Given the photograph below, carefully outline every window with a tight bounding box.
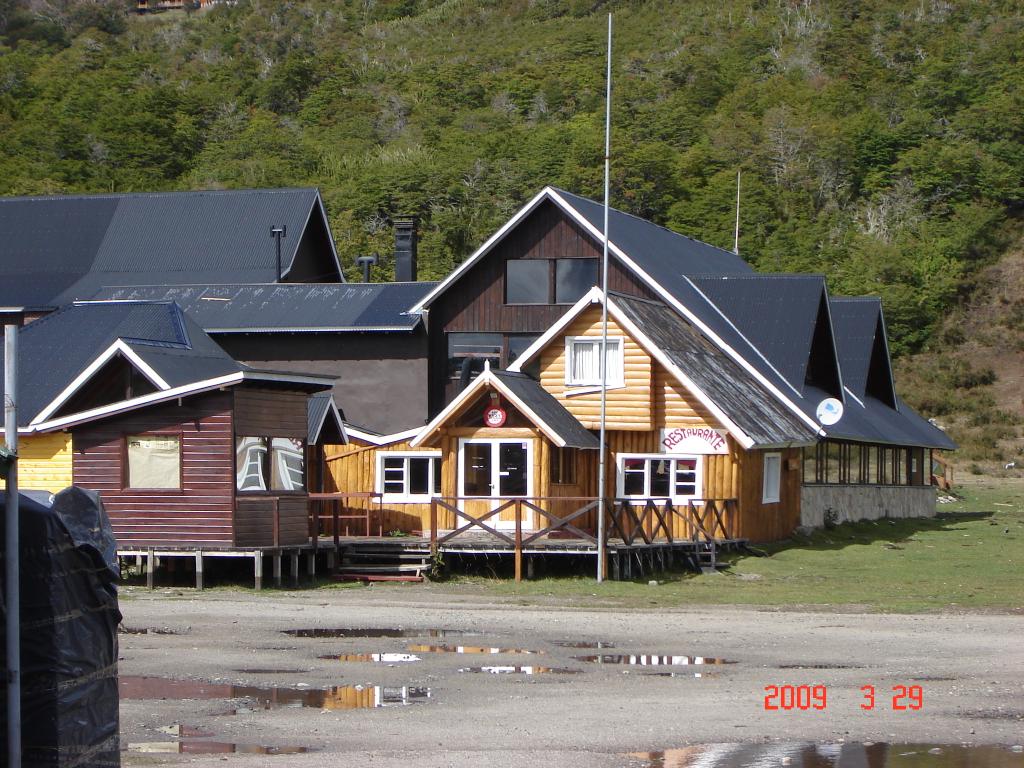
[378,453,442,502]
[566,336,623,387]
[617,454,702,503]
[447,333,502,387]
[762,453,781,503]
[505,258,598,305]
[126,435,181,489]
[236,436,306,493]
[550,446,577,485]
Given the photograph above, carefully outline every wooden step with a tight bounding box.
[337,563,427,573]
[336,574,424,583]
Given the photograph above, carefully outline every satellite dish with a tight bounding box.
[816,397,844,426]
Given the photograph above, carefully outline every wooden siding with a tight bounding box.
[235,496,307,546]
[71,392,235,546]
[654,365,719,427]
[538,310,652,430]
[735,447,802,542]
[428,199,657,413]
[234,387,308,437]
[18,432,73,493]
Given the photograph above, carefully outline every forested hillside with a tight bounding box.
[1,0,1022,464]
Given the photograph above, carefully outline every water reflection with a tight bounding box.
[318,653,422,663]
[284,628,473,638]
[457,666,583,675]
[409,644,541,655]
[119,676,430,709]
[130,741,308,754]
[631,743,1024,768]
[573,654,733,666]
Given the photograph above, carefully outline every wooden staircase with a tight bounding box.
[334,543,432,582]
[695,540,718,573]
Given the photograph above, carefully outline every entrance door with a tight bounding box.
[458,438,534,531]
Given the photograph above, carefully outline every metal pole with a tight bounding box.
[734,169,741,255]
[5,321,21,768]
[596,12,612,583]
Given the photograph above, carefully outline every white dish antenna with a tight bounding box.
[816,397,844,426]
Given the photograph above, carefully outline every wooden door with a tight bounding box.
[457,438,534,531]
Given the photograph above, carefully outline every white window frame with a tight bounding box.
[762,452,782,504]
[615,453,703,505]
[376,451,443,503]
[564,335,624,388]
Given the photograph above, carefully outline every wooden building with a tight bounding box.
[2,301,340,549]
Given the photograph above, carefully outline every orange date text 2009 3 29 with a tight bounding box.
[763,684,923,711]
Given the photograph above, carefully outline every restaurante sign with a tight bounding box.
[660,427,728,455]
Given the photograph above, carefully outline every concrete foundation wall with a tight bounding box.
[801,485,936,528]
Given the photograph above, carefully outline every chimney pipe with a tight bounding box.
[394,217,417,282]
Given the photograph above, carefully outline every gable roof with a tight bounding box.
[408,186,752,314]
[411,364,599,450]
[91,282,437,333]
[0,301,335,433]
[0,187,344,309]
[829,298,897,407]
[308,393,348,445]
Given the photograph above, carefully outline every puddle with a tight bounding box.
[640,672,713,678]
[573,654,734,667]
[318,653,421,663]
[119,676,430,709]
[130,741,308,754]
[284,628,474,639]
[630,743,1024,768]
[551,641,616,649]
[458,666,583,675]
[157,725,213,738]
[778,664,863,670]
[231,669,307,674]
[408,644,541,655]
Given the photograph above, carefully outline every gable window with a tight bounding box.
[447,333,502,389]
[617,454,702,503]
[378,453,442,502]
[236,436,306,493]
[126,435,181,489]
[762,452,781,503]
[566,336,623,387]
[505,258,598,305]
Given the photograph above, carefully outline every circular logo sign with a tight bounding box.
[483,406,507,428]
[815,397,844,426]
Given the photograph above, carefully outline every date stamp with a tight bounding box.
[763,684,923,711]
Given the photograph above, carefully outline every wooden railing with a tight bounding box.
[308,492,383,546]
[428,496,738,581]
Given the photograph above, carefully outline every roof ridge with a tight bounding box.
[0,187,319,203]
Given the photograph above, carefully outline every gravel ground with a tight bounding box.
[117,587,1024,768]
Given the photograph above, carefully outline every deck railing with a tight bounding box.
[428,496,739,581]
[308,492,384,546]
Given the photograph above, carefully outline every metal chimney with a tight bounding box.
[394,217,417,282]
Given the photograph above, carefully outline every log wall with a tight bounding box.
[18,432,73,493]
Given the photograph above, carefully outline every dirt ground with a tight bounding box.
[118,588,1024,768]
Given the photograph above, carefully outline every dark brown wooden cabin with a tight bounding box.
[71,385,325,548]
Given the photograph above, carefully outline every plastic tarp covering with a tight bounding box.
[1,486,121,767]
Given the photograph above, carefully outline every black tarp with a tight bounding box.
[0,486,121,767]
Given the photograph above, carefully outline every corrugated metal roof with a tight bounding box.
[553,189,754,276]
[0,188,339,308]
[829,297,883,400]
[613,294,818,447]
[492,371,600,449]
[690,274,828,393]
[90,282,437,332]
[308,392,346,444]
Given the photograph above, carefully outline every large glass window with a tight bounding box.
[378,453,442,501]
[505,260,549,304]
[617,454,703,503]
[555,259,598,303]
[566,337,623,387]
[447,333,502,388]
[126,435,181,489]
[462,442,493,497]
[505,258,598,305]
[237,436,305,493]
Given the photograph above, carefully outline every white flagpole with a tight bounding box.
[734,169,741,255]
[596,12,612,583]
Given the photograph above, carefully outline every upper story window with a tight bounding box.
[565,336,623,387]
[505,258,598,305]
[447,333,502,386]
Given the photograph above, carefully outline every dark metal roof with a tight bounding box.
[308,392,346,444]
[491,371,600,449]
[829,297,884,399]
[690,274,829,392]
[0,188,341,308]
[553,188,754,276]
[91,282,438,332]
[0,301,243,425]
[613,294,818,447]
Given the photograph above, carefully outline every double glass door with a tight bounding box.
[458,439,534,530]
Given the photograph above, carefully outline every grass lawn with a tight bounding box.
[411,478,1024,613]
